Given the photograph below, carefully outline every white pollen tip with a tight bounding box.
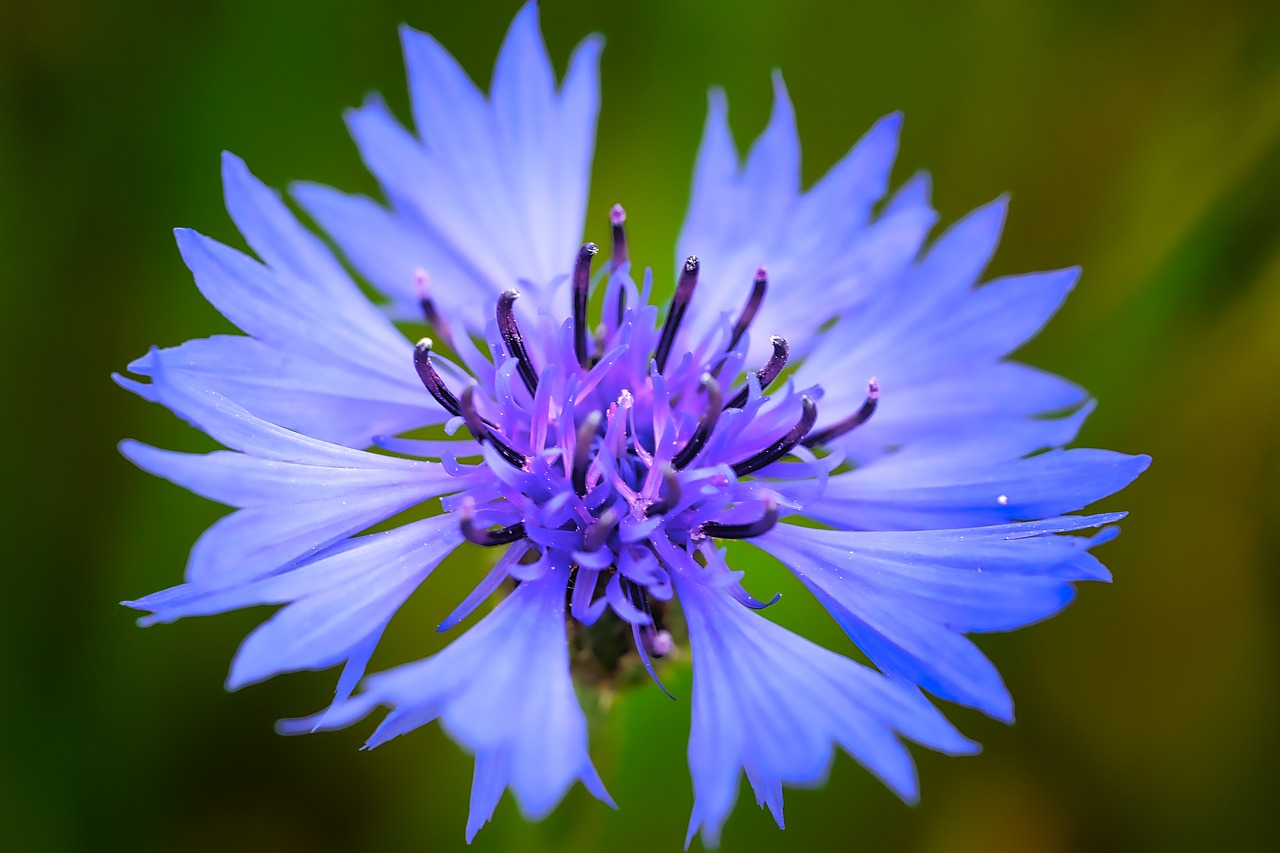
[868,377,880,398]
[619,389,635,408]
[997,494,1009,505]
[416,337,433,350]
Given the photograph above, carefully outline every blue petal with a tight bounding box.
[119,365,466,589]
[674,566,975,848]
[227,516,464,688]
[280,568,614,841]
[302,3,601,329]
[804,443,1151,531]
[755,515,1128,719]
[675,80,925,366]
[128,335,443,448]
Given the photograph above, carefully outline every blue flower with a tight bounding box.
[117,2,1148,846]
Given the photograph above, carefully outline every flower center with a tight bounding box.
[409,205,879,683]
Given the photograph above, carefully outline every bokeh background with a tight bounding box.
[3,0,1279,850]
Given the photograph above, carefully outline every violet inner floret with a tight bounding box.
[412,219,872,678]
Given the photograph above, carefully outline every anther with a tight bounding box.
[460,384,528,469]
[731,395,818,476]
[496,290,539,395]
[701,497,779,539]
[802,378,879,447]
[673,374,722,470]
[572,411,603,496]
[460,500,526,546]
[572,242,599,368]
[582,507,620,552]
[414,269,454,349]
[654,256,699,373]
[412,338,461,417]
[726,266,768,354]
[647,464,683,516]
[724,336,789,410]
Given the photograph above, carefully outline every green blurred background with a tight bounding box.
[3,0,1279,850]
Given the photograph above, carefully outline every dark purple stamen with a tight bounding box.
[414,269,455,350]
[582,507,619,552]
[610,204,629,272]
[572,411,603,496]
[460,502,526,546]
[802,378,880,447]
[673,373,722,470]
[460,384,527,469]
[496,290,539,395]
[412,338,461,417]
[701,497,779,539]
[611,205,629,326]
[572,242,599,368]
[655,256,699,373]
[724,336,789,410]
[647,464,682,516]
[731,395,818,476]
[727,266,768,354]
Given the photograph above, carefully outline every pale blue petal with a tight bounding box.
[675,567,975,848]
[228,516,463,687]
[804,446,1150,531]
[128,335,442,448]
[755,515,1126,719]
[280,569,614,840]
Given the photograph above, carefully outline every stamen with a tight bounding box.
[496,290,539,395]
[572,411,603,496]
[459,500,526,546]
[647,464,683,516]
[610,204,629,272]
[724,336,789,410]
[654,256,699,373]
[701,497,779,539]
[802,378,879,447]
[414,269,454,349]
[572,242,599,367]
[582,506,620,552]
[731,395,818,476]
[672,373,722,470]
[459,384,528,469]
[611,205,629,326]
[726,266,768,354]
[412,338,460,417]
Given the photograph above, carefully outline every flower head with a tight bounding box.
[118,3,1148,846]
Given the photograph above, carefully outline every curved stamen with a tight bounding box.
[802,378,879,447]
[655,256,699,373]
[414,269,454,350]
[673,374,722,470]
[497,290,539,395]
[460,384,528,469]
[701,497,779,539]
[460,501,526,547]
[582,507,620,552]
[572,242,599,368]
[726,266,768,354]
[412,338,461,417]
[572,411,603,496]
[731,395,818,477]
[647,464,683,517]
[725,336,789,410]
